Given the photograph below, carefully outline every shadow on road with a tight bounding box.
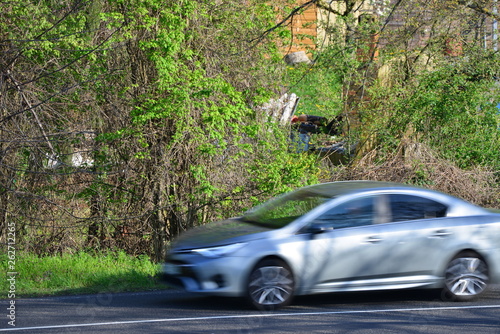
[156,285,500,312]
[153,288,443,312]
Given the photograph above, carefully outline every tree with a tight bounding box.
[0,0,320,259]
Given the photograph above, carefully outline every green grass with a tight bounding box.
[285,62,344,119]
[0,251,167,298]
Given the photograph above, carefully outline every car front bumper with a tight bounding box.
[161,254,252,297]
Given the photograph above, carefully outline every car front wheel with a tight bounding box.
[443,252,489,301]
[247,258,295,310]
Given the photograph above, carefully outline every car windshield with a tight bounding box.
[240,190,332,229]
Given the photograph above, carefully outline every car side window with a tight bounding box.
[314,196,374,229]
[389,194,447,222]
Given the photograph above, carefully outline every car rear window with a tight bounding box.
[389,194,447,222]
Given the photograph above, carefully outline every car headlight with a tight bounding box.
[191,243,246,258]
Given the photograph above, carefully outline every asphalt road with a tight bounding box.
[2,286,500,333]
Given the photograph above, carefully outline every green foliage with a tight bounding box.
[284,50,347,118]
[367,54,500,171]
[246,124,321,202]
[84,0,317,257]
[3,0,499,273]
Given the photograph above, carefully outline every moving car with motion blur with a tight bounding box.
[162,181,500,309]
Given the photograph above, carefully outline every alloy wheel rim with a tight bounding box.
[248,266,293,305]
[445,257,488,296]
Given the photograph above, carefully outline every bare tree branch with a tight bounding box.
[459,0,500,21]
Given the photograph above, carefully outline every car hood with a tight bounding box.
[171,218,272,251]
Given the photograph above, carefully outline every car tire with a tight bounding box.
[442,251,489,301]
[246,258,295,310]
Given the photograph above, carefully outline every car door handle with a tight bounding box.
[365,236,383,243]
[430,229,452,238]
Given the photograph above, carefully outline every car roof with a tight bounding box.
[297,180,417,198]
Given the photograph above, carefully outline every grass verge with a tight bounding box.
[1,251,167,298]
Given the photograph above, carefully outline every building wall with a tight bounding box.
[285,0,317,54]
[288,1,499,54]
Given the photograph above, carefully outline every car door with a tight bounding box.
[378,194,451,282]
[301,195,395,293]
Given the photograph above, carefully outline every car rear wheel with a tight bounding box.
[247,259,294,310]
[443,252,489,301]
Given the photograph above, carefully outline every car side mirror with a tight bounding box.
[307,222,334,235]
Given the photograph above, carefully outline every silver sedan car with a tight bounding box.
[162,181,500,309]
